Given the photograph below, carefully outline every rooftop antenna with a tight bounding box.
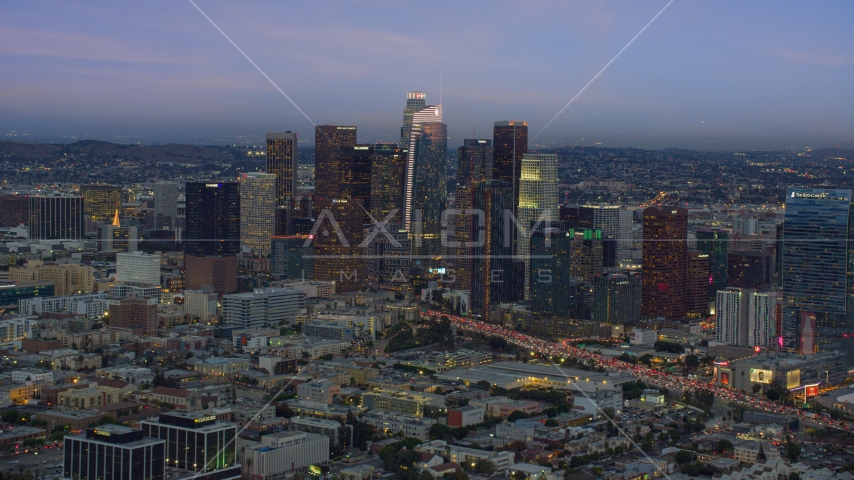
[439,72,443,105]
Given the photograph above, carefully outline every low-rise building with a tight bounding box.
[57,386,123,409]
[194,357,251,377]
[289,416,347,448]
[362,390,444,417]
[10,368,54,384]
[416,440,516,469]
[470,396,540,418]
[361,411,436,440]
[298,380,340,404]
[447,405,484,427]
[242,431,329,479]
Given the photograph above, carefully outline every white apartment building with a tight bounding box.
[717,288,778,347]
[287,340,350,360]
[11,369,54,384]
[116,252,161,285]
[361,411,436,440]
[572,389,622,417]
[184,289,218,321]
[242,431,329,479]
[19,293,108,319]
[223,287,304,329]
[0,317,36,342]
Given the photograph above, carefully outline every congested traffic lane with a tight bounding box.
[424,310,850,433]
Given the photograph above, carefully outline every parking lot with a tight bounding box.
[3,444,64,478]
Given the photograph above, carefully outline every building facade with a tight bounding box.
[641,207,688,320]
[239,172,277,257]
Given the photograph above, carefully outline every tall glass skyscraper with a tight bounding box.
[400,92,427,146]
[266,131,297,207]
[517,153,559,299]
[696,229,728,298]
[492,121,528,216]
[403,105,446,260]
[781,188,854,354]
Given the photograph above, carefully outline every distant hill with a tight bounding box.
[0,140,239,165]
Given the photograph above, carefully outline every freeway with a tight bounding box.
[424,310,851,433]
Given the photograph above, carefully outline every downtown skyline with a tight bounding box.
[1,1,854,150]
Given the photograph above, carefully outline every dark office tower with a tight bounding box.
[364,224,411,295]
[266,131,298,207]
[559,205,585,228]
[311,197,367,293]
[781,188,854,354]
[370,144,407,224]
[338,145,373,200]
[400,91,427,146]
[141,412,239,477]
[529,224,572,319]
[686,250,710,318]
[727,250,774,289]
[315,125,357,200]
[63,425,165,480]
[602,237,617,268]
[451,184,476,292]
[470,180,515,321]
[775,223,784,287]
[271,235,313,280]
[641,206,688,320]
[403,106,446,260]
[696,229,728,298]
[184,182,240,256]
[457,139,493,185]
[492,121,528,213]
[0,194,29,227]
[593,272,642,325]
[29,195,84,240]
[80,184,121,222]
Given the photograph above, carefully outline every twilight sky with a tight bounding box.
[2,1,853,150]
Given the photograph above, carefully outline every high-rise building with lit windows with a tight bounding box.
[370,144,407,225]
[80,184,121,222]
[266,131,298,207]
[238,172,276,257]
[641,206,688,320]
[457,139,492,185]
[314,125,357,201]
[517,153,559,299]
[470,180,515,321]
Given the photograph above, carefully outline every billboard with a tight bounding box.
[805,384,819,397]
[749,368,773,384]
[799,311,817,354]
[720,371,730,385]
[786,369,801,390]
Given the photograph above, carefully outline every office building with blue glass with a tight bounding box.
[780,188,854,355]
